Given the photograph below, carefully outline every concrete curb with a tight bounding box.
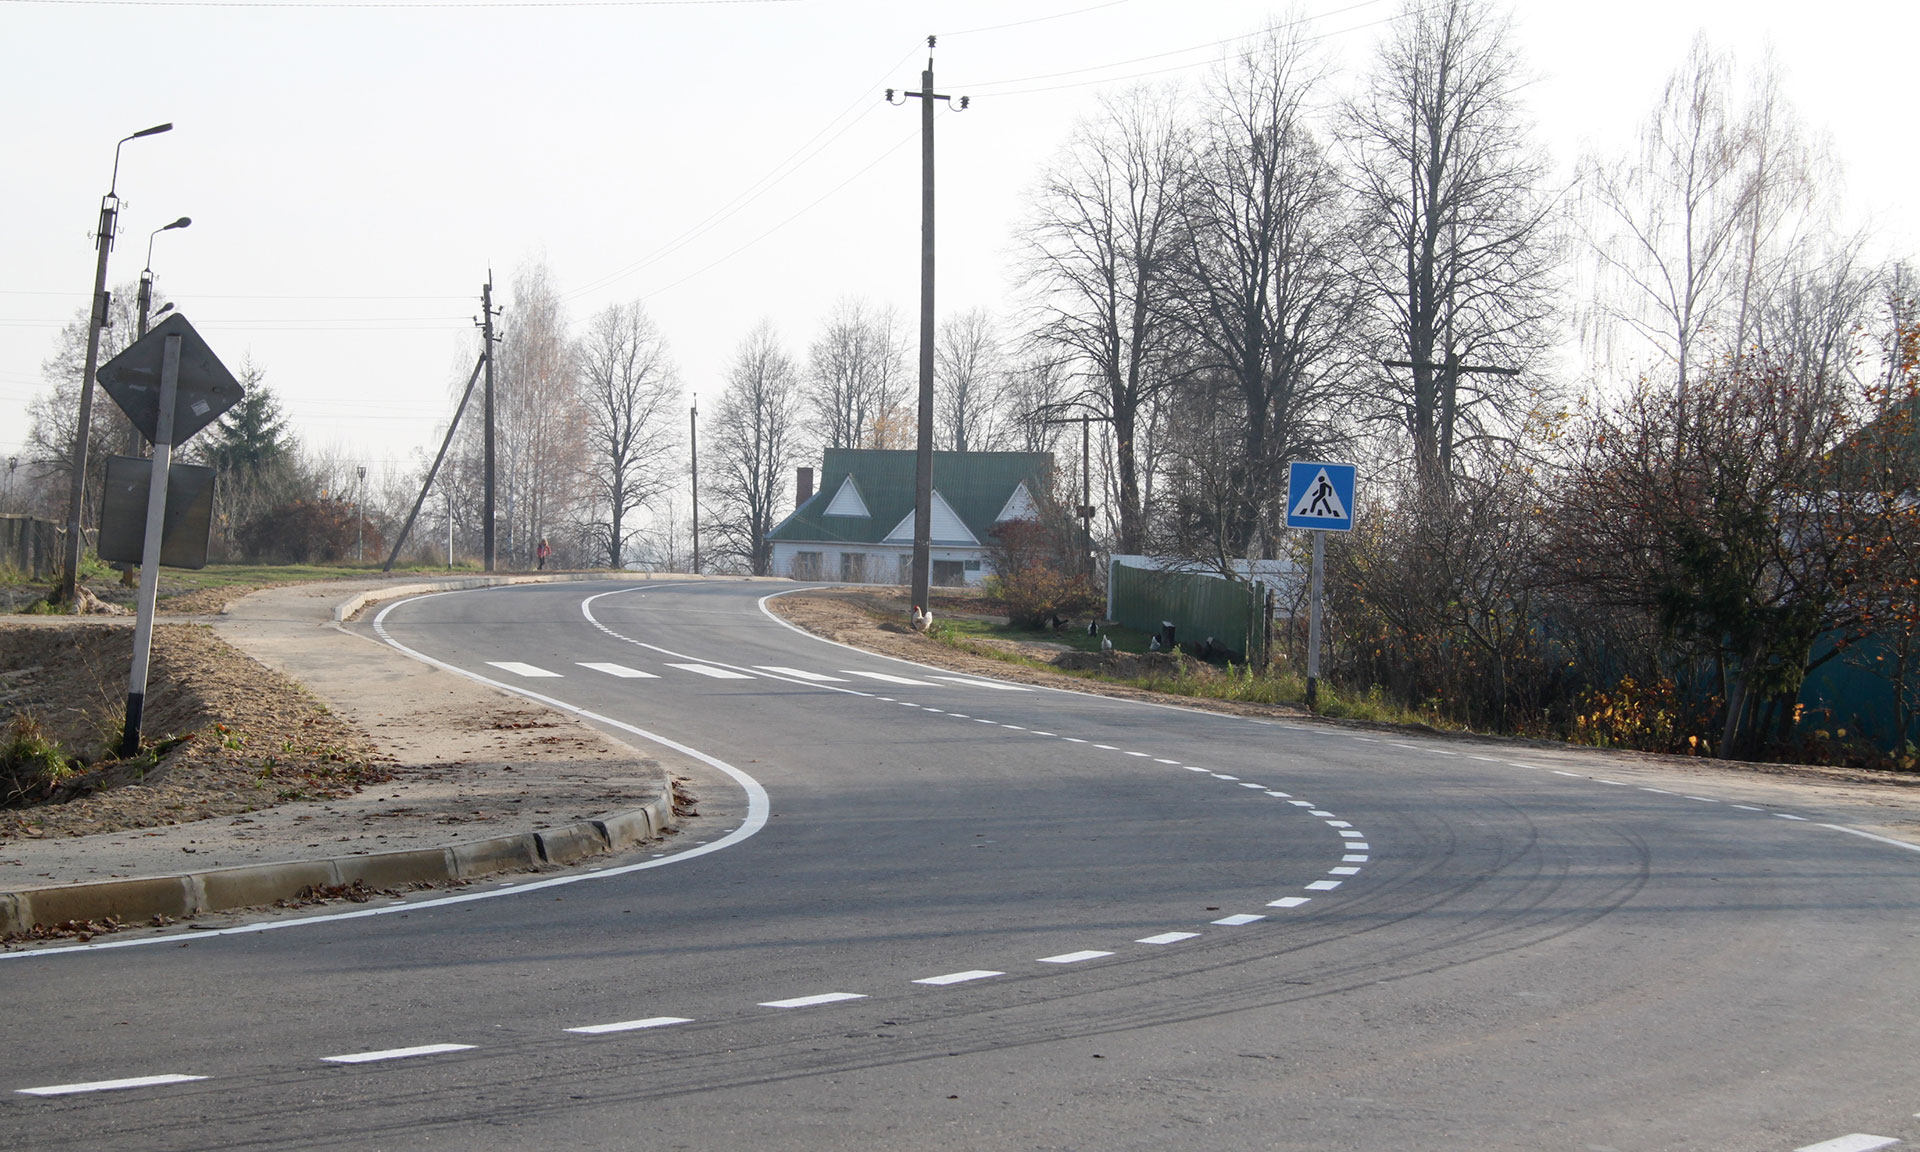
[0,792,672,938]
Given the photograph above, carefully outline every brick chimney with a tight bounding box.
[796,466,815,508]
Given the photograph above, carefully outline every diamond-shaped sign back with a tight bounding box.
[96,313,244,445]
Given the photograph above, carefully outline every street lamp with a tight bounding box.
[58,121,174,608]
[136,216,191,339]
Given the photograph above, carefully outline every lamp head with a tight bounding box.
[130,123,173,140]
[164,216,191,231]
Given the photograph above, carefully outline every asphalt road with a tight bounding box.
[3,579,1917,1152]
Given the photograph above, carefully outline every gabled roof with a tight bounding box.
[769,449,1053,547]
[821,475,870,518]
[883,491,978,545]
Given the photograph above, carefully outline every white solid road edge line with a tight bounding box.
[18,1074,207,1096]
[1821,824,1920,853]
[322,1043,476,1064]
[1792,1134,1901,1152]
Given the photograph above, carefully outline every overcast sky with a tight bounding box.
[3,0,1914,484]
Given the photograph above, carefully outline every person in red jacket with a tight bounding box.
[536,538,551,570]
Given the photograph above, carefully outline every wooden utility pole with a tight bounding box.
[889,38,967,613]
[481,276,500,572]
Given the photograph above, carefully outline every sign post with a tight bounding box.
[1285,461,1357,712]
[121,335,180,757]
[95,313,242,758]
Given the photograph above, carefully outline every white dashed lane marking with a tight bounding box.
[913,970,1004,986]
[17,1074,207,1096]
[565,1016,692,1034]
[1038,950,1113,964]
[1138,932,1200,944]
[576,661,658,678]
[665,663,756,679]
[760,993,867,1009]
[1268,897,1311,909]
[1306,880,1343,891]
[1212,914,1265,926]
[486,661,560,678]
[322,1044,476,1064]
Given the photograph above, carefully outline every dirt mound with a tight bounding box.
[0,622,389,838]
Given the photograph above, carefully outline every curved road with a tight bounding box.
[5,579,1918,1151]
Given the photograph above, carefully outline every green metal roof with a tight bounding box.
[768,449,1053,546]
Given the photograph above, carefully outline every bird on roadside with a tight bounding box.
[1087,619,1099,637]
[1148,635,1161,652]
[1100,634,1114,653]
[911,605,927,631]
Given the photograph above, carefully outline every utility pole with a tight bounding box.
[1038,401,1112,580]
[888,37,967,615]
[61,122,174,607]
[1380,353,1520,486]
[689,394,700,575]
[480,276,500,572]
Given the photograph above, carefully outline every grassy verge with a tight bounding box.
[924,616,1448,729]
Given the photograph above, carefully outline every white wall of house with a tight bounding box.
[771,540,991,587]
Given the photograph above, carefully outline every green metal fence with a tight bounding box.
[1108,563,1266,662]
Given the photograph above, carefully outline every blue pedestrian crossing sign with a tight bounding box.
[1286,461,1356,532]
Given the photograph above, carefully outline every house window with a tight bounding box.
[964,559,981,572]
[932,559,965,586]
[839,552,866,583]
[792,552,822,581]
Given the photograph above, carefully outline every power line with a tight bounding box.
[561,43,922,304]
[943,0,1135,38]
[956,0,1394,93]
[2,0,797,8]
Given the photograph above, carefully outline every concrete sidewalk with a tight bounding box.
[0,575,704,937]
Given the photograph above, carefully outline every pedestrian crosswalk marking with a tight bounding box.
[665,663,756,680]
[487,662,562,678]
[577,662,659,679]
[755,666,849,682]
[927,675,1030,691]
[840,670,937,686]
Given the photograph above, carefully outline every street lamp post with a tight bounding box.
[135,216,191,341]
[58,121,173,608]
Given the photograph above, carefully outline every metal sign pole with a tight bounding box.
[1306,528,1324,713]
[120,334,180,758]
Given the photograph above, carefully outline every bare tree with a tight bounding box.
[1578,38,1832,406]
[711,322,803,576]
[1165,20,1358,558]
[1344,0,1558,497]
[23,281,157,520]
[1001,355,1070,455]
[486,262,586,566]
[574,300,681,568]
[806,298,909,451]
[935,308,1009,452]
[1022,84,1193,553]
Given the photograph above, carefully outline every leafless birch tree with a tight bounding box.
[574,300,681,568]
[711,321,803,576]
[935,308,1009,452]
[806,298,909,451]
